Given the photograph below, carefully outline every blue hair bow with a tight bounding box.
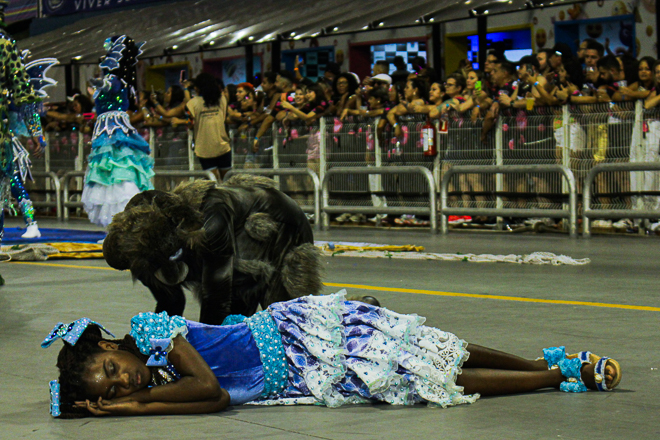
[41,318,115,348]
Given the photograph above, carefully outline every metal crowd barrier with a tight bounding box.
[60,171,85,221]
[322,166,437,234]
[225,168,321,231]
[583,162,660,237]
[441,165,577,238]
[36,101,660,235]
[30,171,63,220]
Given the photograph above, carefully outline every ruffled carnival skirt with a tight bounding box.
[254,291,479,408]
[81,130,154,227]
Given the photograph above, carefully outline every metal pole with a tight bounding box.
[319,117,329,229]
[477,14,487,70]
[495,115,503,229]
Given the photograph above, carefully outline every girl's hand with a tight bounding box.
[340,109,349,120]
[281,101,294,110]
[75,397,144,417]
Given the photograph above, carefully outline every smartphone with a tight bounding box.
[475,81,482,92]
[180,69,187,83]
[297,55,303,64]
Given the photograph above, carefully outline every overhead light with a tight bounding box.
[465,0,472,3]
[172,45,178,50]
[209,40,215,45]
[429,17,435,22]
[290,32,296,36]
[248,36,254,41]
[378,22,384,26]
[72,55,82,61]
[333,27,339,31]
[484,9,489,13]
[294,35,302,40]
[311,32,319,37]
[362,25,369,30]
[415,19,420,22]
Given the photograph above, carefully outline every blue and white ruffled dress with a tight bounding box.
[81,75,154,227]
[131,291,478,409]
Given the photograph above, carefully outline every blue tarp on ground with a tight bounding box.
[3,228,106,244]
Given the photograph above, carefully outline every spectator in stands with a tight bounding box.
[390,56,410,85]
[372,60,390,76]
[387,77,428,142]
[481,60,516,142]
[484,49,505,96]
[355,73,391,110]
[620,56,656,101]
[463,69,492,120]
[552,57,585,105]
[643,61,660,230]
[227,82,256,124]
[323,62,341,85]
[330,72,359,117]
[592,55,633,230]
[45,94,94,132]
[186,72,231,181]
[513,55,552,108]
[150,84,188,124]
[411,56,426,75]
[252,70,297,152]
[228,83,261,133]
[429,73,466,117]
[537,48,556,84]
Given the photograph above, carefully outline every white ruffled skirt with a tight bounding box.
[252,291,479,408]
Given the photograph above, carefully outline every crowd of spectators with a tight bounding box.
[36,39,660,230]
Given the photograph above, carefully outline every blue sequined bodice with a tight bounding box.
[94,75,129,114]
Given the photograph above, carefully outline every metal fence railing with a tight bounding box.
[23,101,660,235]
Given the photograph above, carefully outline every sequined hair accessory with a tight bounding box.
[49,380,60,417]
[41,318,115,348]
[42,318,115,417]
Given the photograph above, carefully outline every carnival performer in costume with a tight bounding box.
[102,175,323,325]
[43,291,622,418]
[0,1,47,278]
[8,51,59,239]
[81,35,154,228]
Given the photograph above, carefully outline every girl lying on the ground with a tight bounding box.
[43,291,621,418]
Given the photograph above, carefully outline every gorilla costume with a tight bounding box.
[103,175,323,325]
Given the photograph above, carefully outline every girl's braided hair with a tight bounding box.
[54,325,146,419]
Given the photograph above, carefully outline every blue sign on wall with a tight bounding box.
[42,0,163,16]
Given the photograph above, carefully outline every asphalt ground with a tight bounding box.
[1,217,658,440]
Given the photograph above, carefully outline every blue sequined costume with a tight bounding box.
[0,27,45,243]
[130,291,479,408]
[81,37,154,227]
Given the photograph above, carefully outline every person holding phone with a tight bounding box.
[252,70,296,153]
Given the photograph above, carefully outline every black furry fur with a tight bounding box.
[103,176,322,324]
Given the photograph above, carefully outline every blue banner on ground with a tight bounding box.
[41,0,163,17]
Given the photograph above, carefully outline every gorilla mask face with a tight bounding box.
[154,248,190,285]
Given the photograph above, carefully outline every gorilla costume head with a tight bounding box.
[103,177,324,325]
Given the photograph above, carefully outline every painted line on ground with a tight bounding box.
[9,262,658,312]
[324,282,660,312]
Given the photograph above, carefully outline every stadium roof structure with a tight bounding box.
[20,0,541,63]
